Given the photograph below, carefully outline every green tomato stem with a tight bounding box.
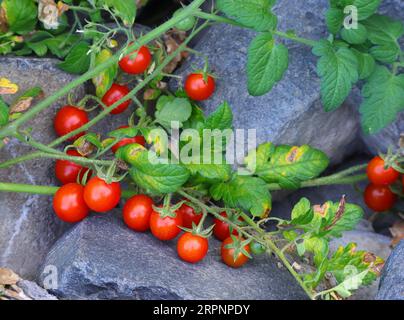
[0,0,207,139]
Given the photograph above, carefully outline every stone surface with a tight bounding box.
[359,0,404,154]
[17,280,58,300]
[377,240,404,300]
[170,0,361,165]
[38,213,308,300]
[0,57,86,279]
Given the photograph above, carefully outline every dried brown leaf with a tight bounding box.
[390,220,404,247]
[10,97,33,114]
[0,268,20,286]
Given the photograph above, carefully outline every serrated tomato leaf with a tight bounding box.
[247,33,288,96]
[216,0,277,32]
[360,66,404,134]
[210,175,271,217]
[313,40,358,112]
[58,42,91,75]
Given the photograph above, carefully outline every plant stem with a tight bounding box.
[194,12,317,46]
[0,182,136,198]
[0,20,209,170]
[179,190,315,300]
[0,0,206,139]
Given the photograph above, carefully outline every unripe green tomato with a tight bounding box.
[250,241,266,255]
[173,9,196,31]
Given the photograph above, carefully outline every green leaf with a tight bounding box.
[313,40,358,111]
[304,237,329,267]
[101,0,136,26]
[3,0,37,34]
[58,42,91,75]
[362,14,404,63]
[0,97,9,126]
[322,202,364,237]
[247,33,288,96]
[325,8,344,34]
[210,175,271,217]
[351,49,375,80]
[92,49,118,98]
[256,144,329,189]
[216,0,277,32]
[291,198,314,225]
[129,150,190,194]
[244,142,275,173]
[353,0,381,21]
[204,102,233,130]
[155,96,192,128]
[340,23,368,44]
[360,66,404,134]
[185,162,232,182]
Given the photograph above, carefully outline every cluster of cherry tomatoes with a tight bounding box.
[364,156,402,212]
[50,43,257,268]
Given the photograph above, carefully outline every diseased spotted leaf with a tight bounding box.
[244,142,275,174]
[92,49,118,98]
[216,0,277,32]
[256,144,329,189]
[247,33,288,96]
[312,40,358,111]
[360,66,404,134]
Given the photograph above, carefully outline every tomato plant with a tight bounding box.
[54,106,89,141]
[53,183,89,223]
[367,156,400,186]
[83,177,121,213]
[119,46,152,75]
[184,73,216,101]
[102,84,131,115]
[364,183,397,212]
[0,0,399,301]
[177,232,208,263]
[55,150,92,185]
[123,194,154,232]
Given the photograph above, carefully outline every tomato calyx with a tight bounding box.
[225,235,253,261]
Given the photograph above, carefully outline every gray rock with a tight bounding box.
[359,0,404,155]
[38,213,308,300]
[17,280,58,300]
[170,0,361,164]
[0,57,86,279]
[377,240,404,300]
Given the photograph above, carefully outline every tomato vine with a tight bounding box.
[0,0,403,300]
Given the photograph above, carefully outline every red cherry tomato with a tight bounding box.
[55,150,92,185]
[102,83,131,115]
[54,105,89,141]
[184,73,215,101]
[213,212,239,241]
[367,156,400,186]
[119,45,152,75]
[123,194,154,232]
[364,183,397,212]
[221,236,250,268]
[83,177,121,213]
[111,125,146,154]
[177,202,202,229]
[53,183,89,223]
[150,209,183,241]
[177,232,208,263]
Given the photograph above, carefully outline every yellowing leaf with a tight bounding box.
[0,78,19,94]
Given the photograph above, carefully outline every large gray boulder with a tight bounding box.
[170,0,361,164]
[0,57,86,279]
[37,213,308,300]
[377,240,404,300]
